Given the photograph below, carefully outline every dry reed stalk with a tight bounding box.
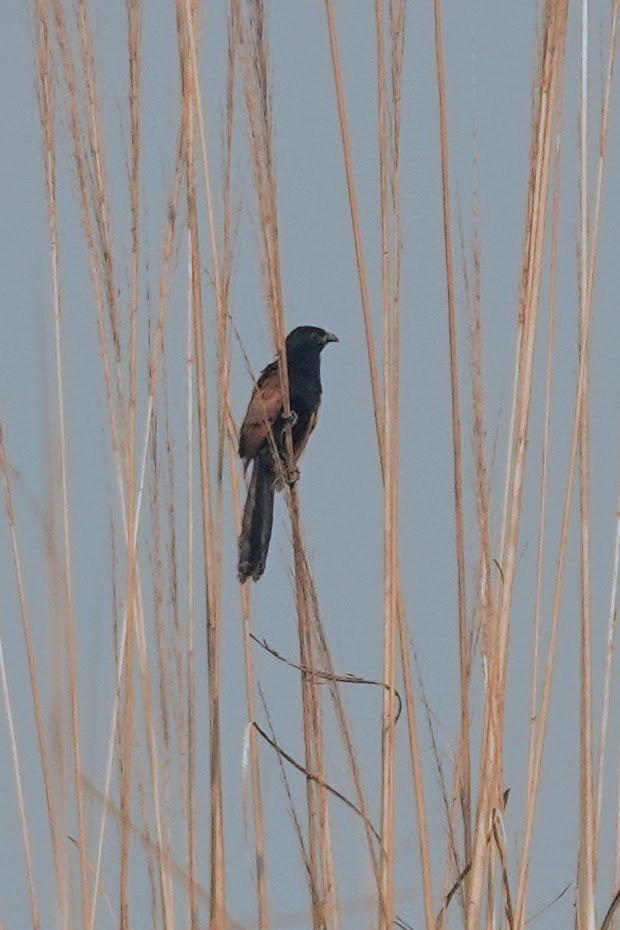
[297,553,386,899]
[485,847,495,930]
[178,0,239,923]
[254,717,378,840]
[616,756,620,926]
[69,836,116,922]
[392,14,435,930]
[89,131,185,928]
[226,350,269,926]
[510,62,561,918]
[83,774,250,927]
[432,0,471,883]
[251,633,404,719]
[115,155,185,930]
[325,0,434,928]
[104,104,186,930]
[118,598,136,930]
[576,4,596,927]
[374,3,397,928]
[262,599,326,924]
[457,127,491,924]
[0,632,39,929]
[129,560,176,929]
[323,0,383,456]
[238,4,337,924]
[431,682,468,929]
[149,401,177,921]
[162,381,186,787]
[34,2,91,922]
[178,2,249,923]
[90,286,177,930]
[515,79,565,930]
[185,149,198,930]
[47,0,130,581]
[165,396,188,914]
[136,758,159,927]
[256,683,321,911]
[115,160,182,921]
[33,3,241,929]
[298,586,343,930]
[85,101,185,928]
[15,12,71,927]
[394,598,435,929]
[471,3,569,928]
[74,0,125,415]
[51,0,173,631]
[324,4,434,926]
[602,890,620,930]
[305,622,339,930]
[181,33,226,927]
[39,38,190,926]
[118,579,136,930]
[496,335,522,611]
[228,529,384,925]
[220,11,269,924]
[511,8,604,930]
[118,459,137,930]
[525,131,560,847]
[228,443,268,930]
[513,241,588,918]
[165,420,192,930]
[295,557,336,929]
[610,553,620,929]
[185,199,198,930]
[491,812,513,930]
[180,0,228,618]
[464,200,495,928]
[126,0,142,486]
[47,25,133,877]
[119,0,142,918]
[495,0,567,692]
[46,435,72,930]
[514,0,617,921]
[127,0,141,474]
[387,5,406,766]
[601,524,620,890]
[591,0,620,861]
[464,143,492,668]
[211,0,238,609]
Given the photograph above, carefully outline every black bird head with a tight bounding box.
[285,326,339,358]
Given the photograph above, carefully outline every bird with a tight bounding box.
[237,325,338,583]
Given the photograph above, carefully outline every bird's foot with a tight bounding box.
[282,410,298,428]
[286,465,300,487]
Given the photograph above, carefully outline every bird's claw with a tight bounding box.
[286,466,300,487]
[282,410,298,427]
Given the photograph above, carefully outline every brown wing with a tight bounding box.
[239,361,284,461]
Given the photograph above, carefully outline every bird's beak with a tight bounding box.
[323,331,339,345]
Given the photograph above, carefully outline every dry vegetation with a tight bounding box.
[1,0,620,928]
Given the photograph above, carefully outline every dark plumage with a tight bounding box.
[237,325,338,582]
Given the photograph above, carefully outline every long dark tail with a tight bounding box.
[238,451,275,582]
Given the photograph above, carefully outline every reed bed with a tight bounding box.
[1,0,620,928]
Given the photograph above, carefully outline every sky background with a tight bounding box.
[1,1,620,928]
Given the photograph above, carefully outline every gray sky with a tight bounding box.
[2,1,620,928]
